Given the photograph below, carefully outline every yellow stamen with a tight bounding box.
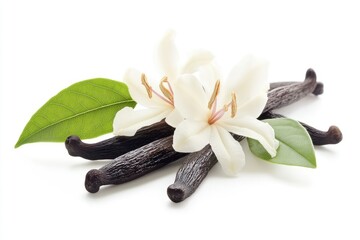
[208,80,220,109]
[231,92,237,118]
[159,76,174,103]
[141,73,152,98]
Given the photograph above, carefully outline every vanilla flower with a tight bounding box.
[113,31,214,136]
[172,56,279,175]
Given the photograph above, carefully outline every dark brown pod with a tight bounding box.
[259,111,343,145]
[167,145,215,203]
[167,135,245,203]
[270,81,324,96]
[85,136,186,193]
[66,120,174,160]
[264,68,317,112]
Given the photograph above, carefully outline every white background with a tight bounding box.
[1,0,359,239]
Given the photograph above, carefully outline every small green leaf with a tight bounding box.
[248,118,316,168]
[15,78,136,148]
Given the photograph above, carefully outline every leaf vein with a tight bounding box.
[39,114,52,124]
[48,102,76,114]
[86,82,125,97]
[67,90,103,105]
[277,138,313,164]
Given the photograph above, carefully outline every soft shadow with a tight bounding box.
[315,145,337,155]
[209,141,278,179]
[166,175,211,208]
[70,159,114,169]
[209,141,313,187]
[25,151,112,169]
[269,168,313,187]
[167,198,191,208]
[275,95,320,116]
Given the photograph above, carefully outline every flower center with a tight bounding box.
[141,73,174,106]
[207,80,237,125]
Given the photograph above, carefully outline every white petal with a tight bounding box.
[181,50,214,74]
[165,108,183,127]
[173,119,211,152]
[113,107,170,136]
[123,68,165,108]
[220,116,278,157]
[156,30,179,82]
[173,74,209,120]
[224,55,269,106]
[209,125,246,176]
[197,63,221,97]
[237,93,268,118]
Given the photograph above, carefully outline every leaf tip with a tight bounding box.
[14,140,22,148]
[310,159,317,169]
[15,135,26,148]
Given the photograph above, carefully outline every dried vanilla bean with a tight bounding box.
[66,120,174,160]
[264,68,317,112]
[85,136,186,193]
[167,145,215,202]
[167,135,244,203]
[260,111,343,145]
[270,81,324,96]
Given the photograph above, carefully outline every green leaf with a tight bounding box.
[247,118,316,168]
[15,78,136,148]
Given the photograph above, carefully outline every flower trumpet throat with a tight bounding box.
[141,73,174,106]
[208,80,237,124]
